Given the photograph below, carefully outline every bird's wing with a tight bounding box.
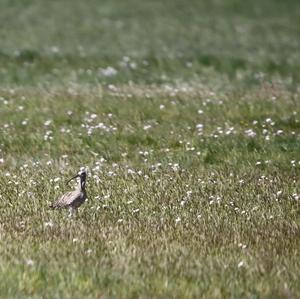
[50,190,81,209]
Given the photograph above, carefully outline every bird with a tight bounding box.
[50,170,87,216]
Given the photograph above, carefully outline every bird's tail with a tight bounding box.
[49,203,56,209]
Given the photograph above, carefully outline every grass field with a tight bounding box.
[0,0,300,298]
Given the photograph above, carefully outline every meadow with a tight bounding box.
[0,0,300,298]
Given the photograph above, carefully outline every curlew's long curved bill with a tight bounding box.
[66,174,79,185]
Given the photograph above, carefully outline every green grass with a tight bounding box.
[0,0,300,298]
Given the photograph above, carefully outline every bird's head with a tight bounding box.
[67,170,87,185]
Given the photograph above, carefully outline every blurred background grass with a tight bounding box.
[0,0,300,85]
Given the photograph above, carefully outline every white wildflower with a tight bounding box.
[143,124,152,130]
[101,66,118,77]
[175,217,181,224]
[26,259,34,266]
[44,221,53,228]
[238,261,245,268]
[44,120,52,126]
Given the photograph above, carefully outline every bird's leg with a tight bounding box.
[68,207,75,218]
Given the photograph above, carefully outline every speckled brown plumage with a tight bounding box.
[50,171,87,214]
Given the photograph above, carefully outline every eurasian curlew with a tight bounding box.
[50,170,87,216]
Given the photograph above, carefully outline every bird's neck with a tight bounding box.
[80,180,86,191]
